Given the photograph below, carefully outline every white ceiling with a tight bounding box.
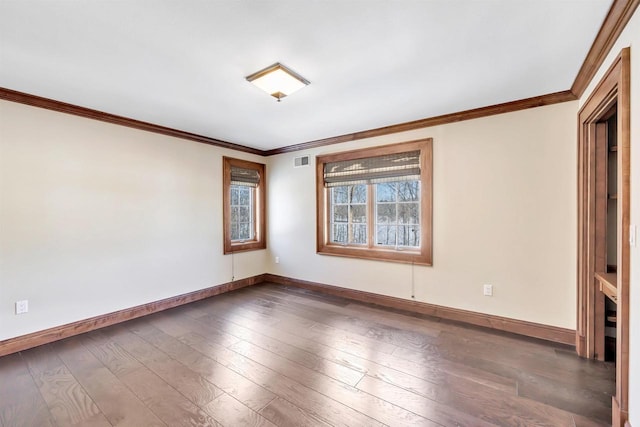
[0,1,612,151]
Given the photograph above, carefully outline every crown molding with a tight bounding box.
[1,2,636,156]
[571,0,640,98]
[0,87,263,156]
[2,86,578,157]
[264,90,576,155]
[269,0,638,155]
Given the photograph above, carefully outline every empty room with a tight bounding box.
[0,1,639,426]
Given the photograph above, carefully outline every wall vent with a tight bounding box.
[294,155,310,167]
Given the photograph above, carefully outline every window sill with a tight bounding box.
[317,244,431,266]
[224,240,266,254]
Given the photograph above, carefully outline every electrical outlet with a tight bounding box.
[275,256,280,264]
[483,284,493,297]
[15,300,28,315]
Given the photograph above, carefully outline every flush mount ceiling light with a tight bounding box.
[246,63,310,102]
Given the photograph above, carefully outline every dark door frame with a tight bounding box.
[576,47,630,427]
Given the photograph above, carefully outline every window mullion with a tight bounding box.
[326,187,333,244]
[395,184,400,248]
[367,183,374,249]
[250,187,255,239]
[347,187,353,244]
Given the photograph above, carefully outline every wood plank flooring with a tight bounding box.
[0,283,615,426]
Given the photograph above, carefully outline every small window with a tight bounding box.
[223,157,266,254]
[316,139,432,265]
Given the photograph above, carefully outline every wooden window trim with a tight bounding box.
[316,139,433,265]
[223,157,266,254]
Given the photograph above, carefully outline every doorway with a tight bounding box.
[576,48,630,427]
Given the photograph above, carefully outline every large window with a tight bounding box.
[316,139,432,265]
[223,157,266,254]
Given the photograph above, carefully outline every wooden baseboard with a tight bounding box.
[0,275,264,357]
[264,274,575,346]
[1,272,577,357]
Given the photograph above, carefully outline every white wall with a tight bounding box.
[579,7,639,423]
[267,101,578,329]
[0,97,578,343]
[0,101,268,341]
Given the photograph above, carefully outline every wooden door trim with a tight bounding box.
[576,47,630,427]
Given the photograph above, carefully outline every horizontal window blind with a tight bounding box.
[231,166,260,187]
[324,150,420,187]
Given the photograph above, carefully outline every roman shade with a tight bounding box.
[323,150,420,187]
[231,166,260,187]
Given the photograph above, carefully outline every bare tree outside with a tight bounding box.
[230,185,254,241]
[318,140,430,263]
[329,180,419,247]
[330,184,367,244]
[375,181,420,247]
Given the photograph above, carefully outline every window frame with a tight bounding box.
[316,138,432,265]
[223,157,266,254]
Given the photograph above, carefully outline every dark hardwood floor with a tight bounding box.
[0,283,615,426]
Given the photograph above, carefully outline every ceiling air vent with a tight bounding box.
[294,155,310,168]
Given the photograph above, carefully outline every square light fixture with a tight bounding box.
[246,63,310,101]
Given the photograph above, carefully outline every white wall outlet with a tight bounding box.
[630,225,637,247]
[275,256,280,264]
[483,284,493,296]
[15,300,28,314]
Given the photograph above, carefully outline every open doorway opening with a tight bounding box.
[576,48,630,427]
